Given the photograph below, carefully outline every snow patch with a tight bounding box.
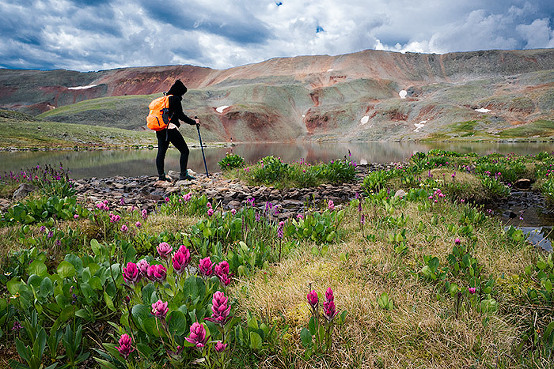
[399,90,407,99]
[360,159,368,165]
[67,85,97,90]
[360,115,370,125]
[216,105,229,113]
[414,120,427,132]
[327,68,334,72]
[475,108,490,113]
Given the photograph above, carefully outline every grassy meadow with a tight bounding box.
[0,109,156,149]
[0,150,553,368]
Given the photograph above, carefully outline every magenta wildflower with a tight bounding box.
[147,264,167,282]
[135,221,142,228]
[73,214,79,219]
[325,287,334,302]
[219,273,231,286]
[141,209,148,220]
[328,200,335,211]
[123,262,140,284]
[468,287,476,294]
[214,341,228,352]
[206,291,231,325]
[323,299,337,321]
[157,242,173,259]
[198,257,213,277]
[151,300,169,319]
[231,208,236,215]
[121,224,128,233]
[185,322,208,348]
[277,221,284,239]
[172,250,190,275]
[214,261,230,278]
[116,334,135,359]
[137,259,149,276]
[307,290,318,308]
[207,208,214,217]
[454,238,461,245]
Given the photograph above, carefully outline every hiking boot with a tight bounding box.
[179,171,196,181]
[158,175,172,182]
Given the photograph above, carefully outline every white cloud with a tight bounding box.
[0,0,552,71]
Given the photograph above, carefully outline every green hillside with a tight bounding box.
[0,109,156,148]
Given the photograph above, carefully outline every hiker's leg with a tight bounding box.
[168,129,190,177]
[156,130,170,178]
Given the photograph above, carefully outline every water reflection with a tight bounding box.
[1,141,552,179]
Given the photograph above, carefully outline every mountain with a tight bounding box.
[0,49,553,142]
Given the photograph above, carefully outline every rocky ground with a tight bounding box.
[69,164,388,218]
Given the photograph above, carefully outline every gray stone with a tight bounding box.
[13,183,36,200]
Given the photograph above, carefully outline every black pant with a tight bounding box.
[156,129,189,177]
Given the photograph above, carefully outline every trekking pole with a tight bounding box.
[195,116,209,177]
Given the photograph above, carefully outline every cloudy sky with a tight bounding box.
[1,0,553,72]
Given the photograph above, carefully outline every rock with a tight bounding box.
[13,183,36,200]
[154,180,173,188]
[0,198,11,211]
[394,189,407,199]
[514,179,532,190]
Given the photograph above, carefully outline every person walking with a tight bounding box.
[155,80,199,181]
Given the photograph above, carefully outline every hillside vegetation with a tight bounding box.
[0,109,156,149]
[1,49,553,142]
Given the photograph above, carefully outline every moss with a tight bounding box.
[498,120,554,138]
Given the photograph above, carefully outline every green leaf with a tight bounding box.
[104,291,115,312]
[15,338,31,363]
[167,310,187,336]
[90,239,102,257]
[57,261,76,279]
[308,316,317,335]
[300,327,313,348]
[7,278,22,295]
[39,277,53,297]
[249,331,262,350]
[27,260,47,277]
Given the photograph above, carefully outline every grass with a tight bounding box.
[498,120,554,138]
[1,151,553,368]
[234,199,536,368]
[0,109,156,148]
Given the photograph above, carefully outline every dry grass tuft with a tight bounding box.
[233,197,536,368]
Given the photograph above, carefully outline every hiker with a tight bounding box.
[155,80,199,181]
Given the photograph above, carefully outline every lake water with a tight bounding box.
[1,141,552,179]
[1,141,552,244]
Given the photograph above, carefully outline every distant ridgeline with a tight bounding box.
[0,49,553,142]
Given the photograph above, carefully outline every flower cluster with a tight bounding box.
[323,287,337,322]
[205,291,231,326]
[185,322,208,348]
[172,245,191,275]
[116,334,135,359]
[96,200,110,211]
[429,188,446,203]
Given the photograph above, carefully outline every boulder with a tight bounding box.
[13,183,36,200]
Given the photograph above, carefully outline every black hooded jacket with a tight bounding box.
[166,80,196,127]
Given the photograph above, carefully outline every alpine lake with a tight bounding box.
[1,140,553,250]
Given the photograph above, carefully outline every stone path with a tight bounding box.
[71,164,390,219]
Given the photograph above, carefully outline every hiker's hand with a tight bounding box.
[194,118,200,126]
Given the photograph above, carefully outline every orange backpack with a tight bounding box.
[146,95,172,131]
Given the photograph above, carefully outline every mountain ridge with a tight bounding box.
[0,48,553,142]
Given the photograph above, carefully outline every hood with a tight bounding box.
[167,80,188,96]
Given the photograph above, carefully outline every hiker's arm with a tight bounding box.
[173,103,197,126]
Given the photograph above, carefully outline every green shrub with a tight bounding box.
[218,153,245,171]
